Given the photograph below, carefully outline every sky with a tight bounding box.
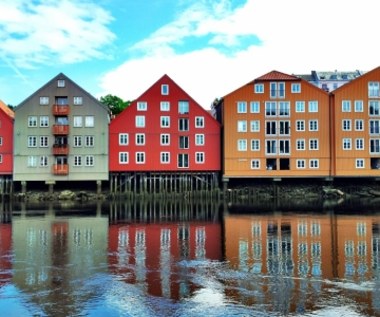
[0,0,379,109]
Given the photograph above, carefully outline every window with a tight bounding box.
[179,136,189,149]
[28,136,37,147]
[296,139,305,150]
[161,134,170,145]
[136,133,145,145]
[251,139,260,151]
[178,101,189,114]
[27,156,37,167]
[85,155,94,166]
[40,136,49,147]
[85,135,94,147]
[73,97,83,105]
[296,120,305,131]
[251,160,260,169]
[308,101,318,112]
[356,138,364,150]
[161,152,170,164]
[270,82,285,98]
[237,139,247,151]
[369,120,380,134]
[160,116,170,127]
[38,116,49,127]
[119,133,128,145]
[279,140,290,154]
[291,83,301,93]
[85,116,94,127]
[369,101,380,115]
[195,152,204,163]
[309,139,319,150]
[355,100,363,112]
[73,116,83,127]
[369,82,380,97]
[343,138,352,150]
[119,152,128,164]
[74,156,82,166]
[254,84,264,93]
[355,119,364,131]
[137,102,147,111]
[55,97,68,105]
[342,119,351,131]
[279,102,290,116]
[279,121,290,135]
[40,97,49,105]
[237,101,247,113]
[160,101,170,111]
[342,100,351,112]
[179,118,189,131]
[251,120,260,132]
[136,116,145,127]
[309,120,318,131]
[237,120,247,132]
[57,79,65,87]
[0,137,2,146]
[40,156,48,167]
[266,140,277,154]
[370,139,380,153]
[309,159,319,168]
[136,152,145,164]
[195,134,204,146]
[296,101,305,112]
[356,159,365,168]
[250,101,260,113]
[297,159,305,169]
[265,102,276,116]
[266,121,276,135]
[161,84,169,95]
[195,116,204,128]
[74,136,82,147]
[28,116,38,127]
[178,153,189,168]
[0,154,2,163]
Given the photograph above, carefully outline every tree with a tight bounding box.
[99,94,130,115]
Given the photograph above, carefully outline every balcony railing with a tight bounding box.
[52,124,69,135]
[53,164,69,175]
[53,104,70,115]
[52,144,69,155]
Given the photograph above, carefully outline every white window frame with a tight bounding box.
[137,101,147,111]
[119,152,128,164]
[195,152,205,164]
[355,119,364,131]
[237,120,247,132]
[135,115,145,127]
[251,159,260,169]
[85,155,94,166]
[161,84,169,95]
[39,136,49,147]
[160,134,170,146]
[178,101,189,114]
[74,155,82,166]
[27,156,37,167]
[356,138,364,150]
[85,116,94,127]
[160,152,170,164]
[250,120,260,132]
[160,101,170,111]
[28,136,37,147]
[309,120,318,131]
[57,79,65,87]
[356,159,365,168]
[73,116,83,127]
[39,116,49,127]
[309,139,319,150]
[40,156,48,167]
[195,116,204,128]
[254,84,264,94]
[250,101,260,113]
[85,135,94,147]
[73,96,83,105]
[195,134,204,146]
[74,136,82,147]
[251,139,260,151]
[119,133,128,145]
[296,159,305,169]
[40,96,49,105]
[354,100,363,112]
[296,139,305,150]
[296,120,305,131]
[237,101,247,113]
[295,101,305,112]
[308,101,318,112]
[136,152,145,164]
[237,139,247,151]
[342,100,351,112]
[28,116,38,127]
[309,159,319,168]
[136,133,145,146]
[291,83,301,93]
[342,138,352,150]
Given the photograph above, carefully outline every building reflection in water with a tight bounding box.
[224,212,380,315]
[11,202,108,317]
[108,198,222,301]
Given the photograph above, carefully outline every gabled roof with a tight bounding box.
[15,73,109,113]
[254,70,300,82]
[0,100,14,119]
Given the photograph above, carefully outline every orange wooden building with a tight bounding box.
[331,66,380,176]
[214,71,331,182]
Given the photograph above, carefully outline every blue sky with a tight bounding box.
[0,0,379,109]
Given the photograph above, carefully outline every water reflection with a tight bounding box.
[0,200,380,316]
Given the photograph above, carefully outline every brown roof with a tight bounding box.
[254,70,300,81]
[0,100,14,119]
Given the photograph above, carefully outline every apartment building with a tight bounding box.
[13,73,110,192]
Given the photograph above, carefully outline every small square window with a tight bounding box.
[57,79,65,87]
[137,102,147,111]
[40,97,49,105]
[160,101,170,111]
[73,97,83,105]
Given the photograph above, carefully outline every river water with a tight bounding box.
[0,199,380,317]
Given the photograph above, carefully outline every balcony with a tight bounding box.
[52,124,69,135]
[53,104,70,115]
[53,164,69,175]
[52,144,69,155]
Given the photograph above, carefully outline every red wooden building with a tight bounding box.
[0,100,14,194]
[109,74,221,194]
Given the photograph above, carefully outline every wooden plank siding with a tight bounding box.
[332,66,380,176]
[219,70,330,179]
[0,101,14,175]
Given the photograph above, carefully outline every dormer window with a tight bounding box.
[57,79,65,87]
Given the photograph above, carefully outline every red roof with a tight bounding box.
[0,100,14,119]
[254,70,300,81]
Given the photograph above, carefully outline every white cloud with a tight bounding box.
[100,0,380,108]
[0,0,115,68]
